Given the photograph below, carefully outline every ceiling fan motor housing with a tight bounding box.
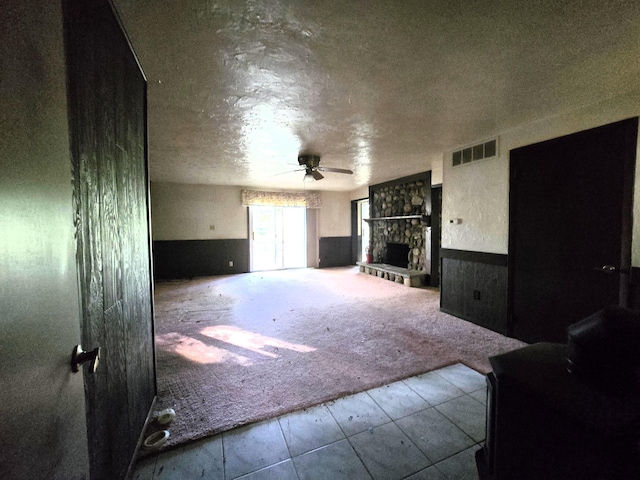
[298,154,321,168]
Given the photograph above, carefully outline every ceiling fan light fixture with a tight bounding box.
[295,153,351,182]
[298,154,321,168]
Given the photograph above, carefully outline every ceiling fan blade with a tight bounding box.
[271,168,304,177]
[318,166,353,174]
[312,170,324,180]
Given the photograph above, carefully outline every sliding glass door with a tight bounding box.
[250,206,306,271]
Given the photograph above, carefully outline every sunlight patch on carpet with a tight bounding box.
[200,325,316,358]
[156,332,253,366]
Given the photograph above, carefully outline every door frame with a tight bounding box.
[430,185,442,287]
[351,197,370,264]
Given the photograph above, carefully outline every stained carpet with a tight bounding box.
[147,267,524,454]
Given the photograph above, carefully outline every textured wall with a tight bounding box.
[442,156,507,254]
[350,185,369,201]
[319,191,352,237]
[442,91,640,258]
[151,183,352,241]
[151,182,248,240]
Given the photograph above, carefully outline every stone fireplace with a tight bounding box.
[358,172,433,287]
[369,175,431,273]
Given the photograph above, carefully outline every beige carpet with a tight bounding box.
[147,267,525,454]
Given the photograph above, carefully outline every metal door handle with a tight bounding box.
[595,265,617,274]
[594,265,630,274]
[71,345,100,373]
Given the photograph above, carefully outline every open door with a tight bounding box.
[0,1,89,478]
[509,118,637,343]
[64,0,156,478]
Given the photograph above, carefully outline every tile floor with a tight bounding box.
[133,363,487,480]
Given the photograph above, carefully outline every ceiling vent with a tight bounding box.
[452,138,498,167]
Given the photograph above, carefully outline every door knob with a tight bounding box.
[71,345,100,373]
[595,265,617,274]
[593,265,631,274]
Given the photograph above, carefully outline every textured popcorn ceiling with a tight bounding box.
[113,0,640,191]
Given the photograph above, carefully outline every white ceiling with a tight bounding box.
[113,0,640,191]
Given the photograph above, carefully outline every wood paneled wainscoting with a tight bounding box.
[153,239,250,279]
[440,249,509,336]
[319,236,352,268]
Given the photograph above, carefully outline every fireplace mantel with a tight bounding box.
[365,214,430,223]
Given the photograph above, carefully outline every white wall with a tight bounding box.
[319,191,352,237]
[430,161,443,186]
[350,185,369,201]
[0,1,89,476]
[150,182,353,241]
[150,183,247,240]
[442,90,640,263]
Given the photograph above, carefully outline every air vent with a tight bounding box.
[452,138,498,167]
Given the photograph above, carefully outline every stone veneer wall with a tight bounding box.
[370,178,429,271]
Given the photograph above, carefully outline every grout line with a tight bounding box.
[275,415,302,480]
[220,431,227,480]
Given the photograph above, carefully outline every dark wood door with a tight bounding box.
[64,0,156,478]
[509,118,637,343]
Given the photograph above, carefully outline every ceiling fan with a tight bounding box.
[296,154,353,181]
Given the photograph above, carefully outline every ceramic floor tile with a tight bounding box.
[433,446,479,480]
[152,435,223,479]
[236,459,299,480]
[395,408,475,463]
[403,372,465,405]
[367,380,431,420]
[133,366,488,480]
[348,421,431,480]
[433,364,486,393]
[132,456,156,480]
[434,395,486,442]
[223,418,290,479]
[292,439,371,480]
[404,465,447,480]
[279,404,345,457]
[469,388,487,406]
[326,391,391,436]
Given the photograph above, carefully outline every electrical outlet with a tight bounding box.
[228,261,233,267]
[473,290,481,300]
[209,224,215,230]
